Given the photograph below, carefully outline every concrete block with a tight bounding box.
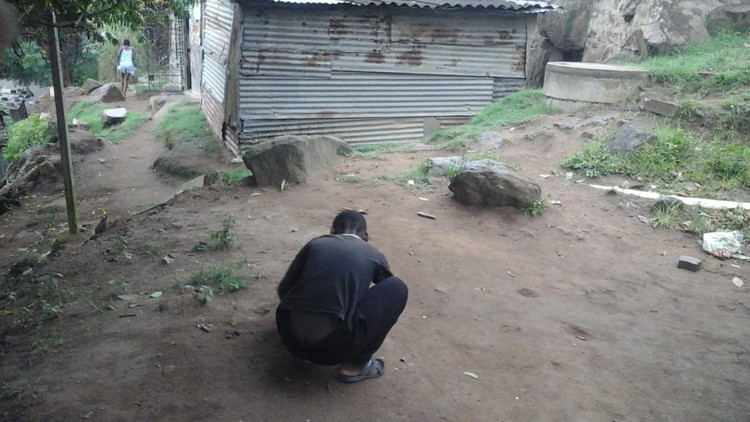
[544,62,648,112]
[641,97,680,118]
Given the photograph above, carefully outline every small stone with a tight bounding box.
[677,255,702,272]
[162,254,175,265]
[434,286,448,294]
[732,277,743,288]
[463,371,479,380]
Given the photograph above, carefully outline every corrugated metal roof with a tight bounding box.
[269,0,556,11]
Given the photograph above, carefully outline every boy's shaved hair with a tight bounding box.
[331,210,368,240]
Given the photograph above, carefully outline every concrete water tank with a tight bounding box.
[543,62,648,112]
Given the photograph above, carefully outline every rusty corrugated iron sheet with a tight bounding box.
[240,117,427,145]
[235,1,536,148]
[202,0,234,103]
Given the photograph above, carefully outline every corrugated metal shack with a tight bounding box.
[198,0,554,156]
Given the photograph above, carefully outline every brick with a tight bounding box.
[677,255,702,272]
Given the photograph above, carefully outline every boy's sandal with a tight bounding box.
[338,358,385,384]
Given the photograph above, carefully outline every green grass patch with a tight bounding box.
[382,161,431,190]
[350,143,421,156]
[638,31,750,95]
[429,89,552,150]
[221,169,252,185]
[563,124,750,196]
[154,104,215,152]
[561,133,625,178]
[625,126,699,180]
[68,101,148,143]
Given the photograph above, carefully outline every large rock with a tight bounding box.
[448,160,541,209]
[102,107,127,128]
[242,135,351,187]
[89,83,124,103]
[605,122,656,155]
[81,78,103,95]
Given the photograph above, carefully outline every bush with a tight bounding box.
[3,115,53,164]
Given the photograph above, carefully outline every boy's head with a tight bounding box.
[331,210,368,241]
[123,39,130,46]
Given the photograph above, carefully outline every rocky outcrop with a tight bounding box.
[530,0,745,83]
[707,3,750,33]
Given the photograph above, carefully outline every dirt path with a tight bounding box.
[1,97,748,421]
[72,95,191,218]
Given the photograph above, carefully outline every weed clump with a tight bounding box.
[194,216,236,252]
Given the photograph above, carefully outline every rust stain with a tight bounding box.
[430,28,458,43]
[304,51,342,67]
[365,51,385,64]
[329,18,347,42]
[396,47,423,66]
[313,111,337,118]
[256,52,266,74]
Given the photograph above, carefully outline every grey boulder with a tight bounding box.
[242,135,352,187]
[89,83,124,103]
[449,160,541,209]
[605,122,656,155]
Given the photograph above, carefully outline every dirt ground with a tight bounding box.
[0,92,748,422]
